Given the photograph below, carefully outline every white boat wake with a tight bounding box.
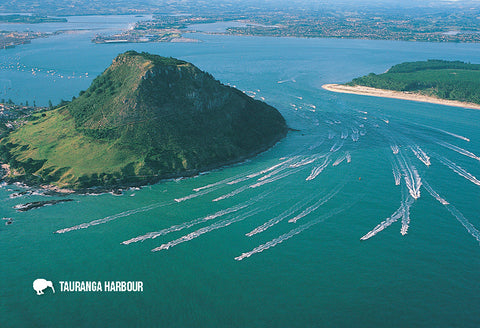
[55,199,174,234]
[435,140,480,161]
[152,207,268,252]
[288,183,344,223]
[432,153,480,186]
[408,144,431,166]
[236,206,349,261]
[306,157,331,181]
[397,151,422,199]
[361,194,414,240]
[122,203,249,245]
[422,180,480,244]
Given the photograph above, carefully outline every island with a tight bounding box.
[323,60,480,110]
[0,14,67,24]
[0,31,58,50]
[0,51,288,191]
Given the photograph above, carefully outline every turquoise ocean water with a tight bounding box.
[0,17,479,328]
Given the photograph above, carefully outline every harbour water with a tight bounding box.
[0,16,479,327]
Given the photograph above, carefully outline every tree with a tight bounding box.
[48,99,53,108]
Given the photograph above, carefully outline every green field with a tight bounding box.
[347,60,480,104]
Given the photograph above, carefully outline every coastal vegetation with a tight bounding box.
[346,60,480,105]
[0,51,287,190]
[0,14,66,24]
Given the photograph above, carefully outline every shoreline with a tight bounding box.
[0,129,290,196]
[322,84,480,110]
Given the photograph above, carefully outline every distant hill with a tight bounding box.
[347,60,480,104]
[0,51,287,190]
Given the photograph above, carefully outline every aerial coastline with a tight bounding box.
[322,84,480,110]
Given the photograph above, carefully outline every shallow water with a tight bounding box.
[0,17,479,328]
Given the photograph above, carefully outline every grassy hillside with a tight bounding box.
[0,51,287,190]
[347,60,480,104]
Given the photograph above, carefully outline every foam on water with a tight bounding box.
[332,153,347,167]
[409,144,431,166]
[330,140,344,153]
[390,144,399,155]
[175,187,218,202]
[306,157,331,181]
[397,151,422,199]
[213,185,250,202]
[152,207,267,252]
[422,181,480,244]
[288,183,343,223]
[435,140,480,161]
[55,200,174,234]
[411,122,470,142]
[432,153,480,186]
[445,204,480,244]
[250,166,304,189]
[236,207,348,261]
[245,197,316,236]
[122,203,250,245]
[391,159,401,186]
[422,180,449,205]
[361,195,414,240]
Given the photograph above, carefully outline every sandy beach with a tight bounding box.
[322,84,480,110]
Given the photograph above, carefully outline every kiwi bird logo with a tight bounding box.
[33,278,55,295]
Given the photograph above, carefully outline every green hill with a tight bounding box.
[0,51,287,190]
[347,59,480,104]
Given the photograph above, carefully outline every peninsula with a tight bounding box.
[323,60,480,110]
[0,51,288,190]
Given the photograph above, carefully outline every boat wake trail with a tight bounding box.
[409,144,431,166]
[397,151,422,199]
[351,129,359,142]
[213,185,250,202]
[333,153,348,167]
[250,166,304,189]
[330,140,344,153]
[257,165,288,181]
[308,139,325,150]
[175,187,217,202]
[411,122,470,142]
[227,158,295,185]
[390,144,399,155]
[306,157,331,181]
[193,174,244,192]
[422,180,449,205]
[236,207,348,261]
[400,196,412,235]
[361,194,414,240]
[422,180,480,244]
[290,156,316,168]
[435,140,480,161]
[445,204,480,244]
[391,159,401,186]
[246,198,315,237]
[288,183,344,223]
[432,153,480,186]
[152,207,268,252]
[55,200,174,234]
[122,203,250,245]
